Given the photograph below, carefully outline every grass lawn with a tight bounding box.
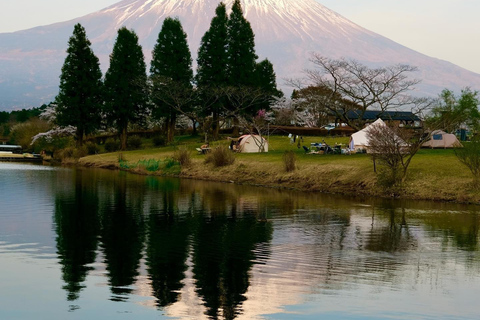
[79,134,480,203]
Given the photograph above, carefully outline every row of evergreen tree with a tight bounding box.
[56,0,281,150]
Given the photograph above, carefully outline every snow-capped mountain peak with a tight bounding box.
[0,0,479,109]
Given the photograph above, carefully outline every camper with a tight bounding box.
[422,130,462,148]
[237,135,269,153]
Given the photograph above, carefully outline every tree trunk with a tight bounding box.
[191,118,197,136]
[76,127,84,147]
[167,113,177,143]
[120,126,127,151]
[232,117,240,137]
[212,110,219,140]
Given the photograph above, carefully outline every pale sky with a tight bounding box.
[1,0,479,74]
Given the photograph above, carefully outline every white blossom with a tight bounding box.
[30,126,76,145]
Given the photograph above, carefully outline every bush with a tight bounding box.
[127,135,143,150]
[205,145,235,167]
[57,147,75,160]
[73,146,88,159]
[455,138,480,188]
[85,141,99,155]
[104,138,120,152]
[55,146,87,160]
[138,159,161,172]
[174,147,191,166]
[152,135,166,147]
[283,150,296,172]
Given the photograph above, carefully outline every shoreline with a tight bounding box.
[77,150,480,205]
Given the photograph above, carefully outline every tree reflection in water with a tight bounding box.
[54,169,100,302]
[146,184,191,308]
[50,170,480,319]
[99,173,145,301]
[192,187,273,320]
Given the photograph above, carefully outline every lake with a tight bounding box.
[1,162,480,319]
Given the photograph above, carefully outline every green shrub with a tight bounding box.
[127,135,143,150]
[205,145,235,167]
[73,146,88,159]
[283,150,296,172]
[164,158,179,169]
[105,138,120,152]
[152,135,166,147]
[138,159,161,172]
[174,147,191,166]
[57,147,75,160]
[55,146,88,160]
[85,141,99,155]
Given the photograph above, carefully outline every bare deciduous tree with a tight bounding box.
[455,137,480,188]
[291,54,422,130]
[366,119,433,187]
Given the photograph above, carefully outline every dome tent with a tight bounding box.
[422,130,462,148]
[237,135,269,153]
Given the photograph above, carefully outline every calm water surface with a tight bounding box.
[1,162,480,319]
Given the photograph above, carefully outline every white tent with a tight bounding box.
[422,130,462,148]
[349,119,385,152]
[349,119,406,153]
[237,135,269,153]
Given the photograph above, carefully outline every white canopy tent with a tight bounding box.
[349,119,406,153]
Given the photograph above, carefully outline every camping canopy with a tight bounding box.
[349,119,386,152]
[237,135,268,153]
[422,130,462,148]
[349,119,406,153]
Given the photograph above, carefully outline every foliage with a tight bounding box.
[283,150,296,172]
[56,146,88,160]
[227,0,258,87]
[85,141,99,155]
[254,59,283,111]
[427,88,480,133]
[196,2,228,87]
[294,54,423,130]
[30,125,76,154]
[173,147,191,166]
[205,145,235,167]
[55,23,103,146]
[104,138,120,152]
[119,157,180,173]
[127,135,143,150]
[455,138,480,188]
[366,122,427,187]
[152,134,166,147]
[196,2,229,139]
[150,17,193,143]
[10,118,52,151]
[0,111,9,124]
[104,27,148,151]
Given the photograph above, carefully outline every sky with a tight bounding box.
[1,0,480,74]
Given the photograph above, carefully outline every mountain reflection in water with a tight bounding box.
[1,163,480,319]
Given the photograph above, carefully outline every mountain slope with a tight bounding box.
[0,0,479,110]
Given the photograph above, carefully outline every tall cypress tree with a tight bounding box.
[196,2,229,139]
[104,27,147,151]
[226,0,259,135]
[197,2,228,86]
[55,23,103,147]
[254,59,283,111]
[150,17,193,143]
[227,0,258,87]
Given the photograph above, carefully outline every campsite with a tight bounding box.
[77,130,479,203]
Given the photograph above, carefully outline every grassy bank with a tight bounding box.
[78,135,480,203]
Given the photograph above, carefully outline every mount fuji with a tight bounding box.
[0,0,479,110]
